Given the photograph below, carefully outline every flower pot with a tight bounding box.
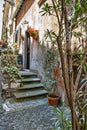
[2,51,8,54]
[2,44,8,49]
[8,50,13,54]
[47,94,60,107]
[33,35,39,40]
[15,49,19,55]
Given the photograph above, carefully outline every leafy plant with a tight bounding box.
[40,3,53,16]
[12,42,19,48]
[75,64,87,129]
[0,52,22,91]
[1,48,13,54]
[43,47,59,95]
[44,29,57,46]
[53,104,72,130]
[7,48,13,54]
[1,48,8,54]
[27,27,39,40]
[14,48,19,55]
[40,0,87,130]
[0,54,18,67]
[2,43,8,48]
[3,64,22,82]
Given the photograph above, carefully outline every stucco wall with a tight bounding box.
[15,0,85,80]
[16,0,52,79]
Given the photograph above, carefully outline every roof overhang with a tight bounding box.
[12,0,24,20]
[2,1,10,25]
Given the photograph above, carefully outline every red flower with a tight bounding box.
[27,28,34,36]
[27,27,39,40]
[35,30,39,32]
[0,40,5,45]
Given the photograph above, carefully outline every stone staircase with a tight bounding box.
[13,70,47,102]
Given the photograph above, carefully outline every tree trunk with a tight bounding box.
[63,3,79,130]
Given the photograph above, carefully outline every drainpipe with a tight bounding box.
[13,18,16,43]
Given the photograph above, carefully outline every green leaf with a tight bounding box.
[81,78,87,84]
[40,3,53,16]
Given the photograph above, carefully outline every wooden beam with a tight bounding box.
[38,0,47,7]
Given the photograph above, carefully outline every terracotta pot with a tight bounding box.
[15,50,19,55]
[3,51,8,54]
[33,35,39,40]
[47,94,60,107]
[2,44,8,48]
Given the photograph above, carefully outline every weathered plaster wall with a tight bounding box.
[16,0,53,79]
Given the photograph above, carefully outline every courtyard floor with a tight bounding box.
[0,67,57,130]
[0,104,56,130]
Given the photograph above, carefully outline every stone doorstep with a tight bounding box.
[20,70,37,76]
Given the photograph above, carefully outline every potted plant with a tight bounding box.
[44,47,64,106]
[27,27,39,40]
[1,48,8,54]
[12,42,19,54]
[2,48,13,55]
[12,42,19,48]
[46,79,60,107]
[7,48,13,54]
[14,48,19,55]
[2,43,8,49]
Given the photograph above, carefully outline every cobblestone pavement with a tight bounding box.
[0,104,56,130]
[0,67,57,130]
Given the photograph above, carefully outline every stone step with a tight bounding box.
[18,83,44,90]
[13,70,47,102]
[18,78,41,83]
[14,90,48,99]
[20,71,37,78]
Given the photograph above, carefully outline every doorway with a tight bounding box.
[24,31,30,69]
